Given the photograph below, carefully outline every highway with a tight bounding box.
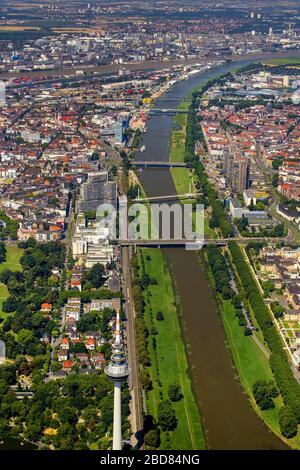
[121,246,144,449]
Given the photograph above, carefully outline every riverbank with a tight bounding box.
[137,248,206,450]
[262,57,300,66]
[133,57,289,448]
[168,89,216,238]
[203,248,300,449]
[169,103,193,200]
[170,65,299,446]
[228,242,300,446]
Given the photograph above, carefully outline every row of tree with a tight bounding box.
[0,212,19,240]
[228,241,300,438]
[131,253,151,370]
[183,84,234,238]
[206,245,251,334]
[206,245,232,299]
[131,252,182,448]
[0,241,6,263]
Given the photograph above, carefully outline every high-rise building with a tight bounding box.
[115,112,130,144]
[236,157,250,193]
[223,149,250,193]
[0,81,6,107]
[223,149,234,183]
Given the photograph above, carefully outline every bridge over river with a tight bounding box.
[130,54,293,450]
[116,237,285,247]
[132,160,187,168]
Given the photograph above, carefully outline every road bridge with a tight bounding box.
[133,161,187,168]
[118,239,225,247]
[150,108,190,115]
[133,193,201,202]
[116,237,286,247]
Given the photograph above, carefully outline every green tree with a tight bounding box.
[70,342,87,354]
[253,379,278,410]
[156,311,164,321]
[157,401,177,431]
[18,329,35,347]
[59,406,78,425]
[168,384,182,402]
[85,264,105,289]
[144,428,160,448]
[140,369,152,391]
[279,406,298,438]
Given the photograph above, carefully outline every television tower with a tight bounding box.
[105,312,130,450]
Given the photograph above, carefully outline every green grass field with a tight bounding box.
[169,111,187,164]
[169,98,195,200]
[169,95,217,237]
[170,168,192,196]
[0,245,23,319]
[204,216,217,239]
[139,248,206,450]
[262,57,300,66]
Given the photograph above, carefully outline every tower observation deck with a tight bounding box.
[105,312,130,450]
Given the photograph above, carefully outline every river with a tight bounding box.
[134,60,288,449]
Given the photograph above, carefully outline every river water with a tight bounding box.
[134,60,288,449]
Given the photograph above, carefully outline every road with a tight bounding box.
[254,144,300,243]
[243,247,299,372]
[121,246,144,449]
[227,257,270,358]
[118,236,288,247]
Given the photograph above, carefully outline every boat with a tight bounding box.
[140,145,146,152]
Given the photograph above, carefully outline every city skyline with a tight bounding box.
[0,0,300,461]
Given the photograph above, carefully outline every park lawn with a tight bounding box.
[204,216,216,239]
[231,247,265,344]
[169,101,190,163]
[0,245,23,319]
[0,245,23,273]
[170,96,217,237]
[133,177,159,239]
[282,320,300,334]
[140,248,206,450]
[174,109,188,126]
[169,108,187,164]
[0,283,9,320]
[177,100,190,113]
[171,167,192,196]
[169,129,186,163]
[262,57,300,66]
[286,329,294,339]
